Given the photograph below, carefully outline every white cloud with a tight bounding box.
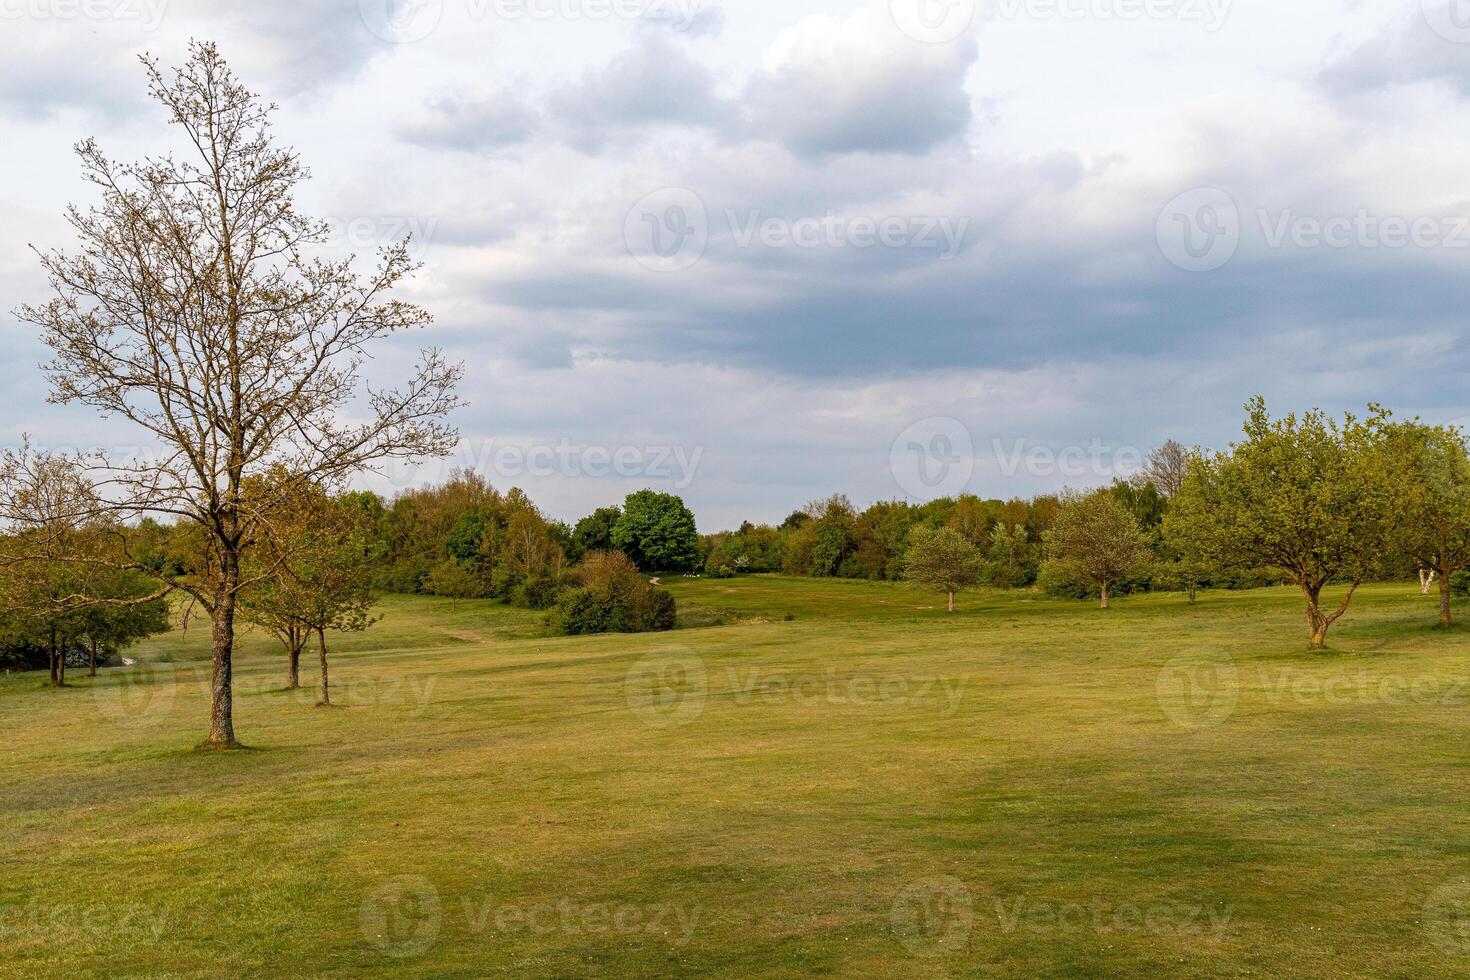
[743,0,977,158]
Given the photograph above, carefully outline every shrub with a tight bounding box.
[1453,570,1470,598]
[550,588,611,636]
[514,573,565,611]
[546,551,677,635]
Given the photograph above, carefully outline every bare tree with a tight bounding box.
[10,43,462,747]
[1136,440,1191,497]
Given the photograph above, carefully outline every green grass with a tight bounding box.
[3,579,1470,977]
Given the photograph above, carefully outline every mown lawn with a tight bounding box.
[2,578,1469,977]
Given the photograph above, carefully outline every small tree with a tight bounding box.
[423,559,481,611]
[903,526,984,612]
[242,478,379,701]
[1042,490,1151,609]
[1165,399,1395,647]
[1381,422,1470,627]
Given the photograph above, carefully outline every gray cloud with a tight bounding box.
[548,35,733,150]
[1320,3,1470,98]
[395,91,541,153]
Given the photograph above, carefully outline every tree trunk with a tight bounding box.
[1440,571,1454,628]
[1420,567,1437,596]
[57,636,66,687]
[287,637,301,690]
[947,591,955,613]
[88,638,98,678]
[48,627,58,686]
[206,557,240,748]
[316,627,331,707]
[1100,583,1110,610]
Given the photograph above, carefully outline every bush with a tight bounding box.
[1453,570,1470,598]
[514,573,565,611]
[546,551,677,635]
[550,588,611,635]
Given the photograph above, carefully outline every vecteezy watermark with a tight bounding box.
[889,421,1149,501]
[379,439,706,491]
[459,895,702,945]
[891,417,976,500]
[624,653,970,728]
[93,661,440,726]
[1158,654,1470,731]
[623,189,972,273]
[1156,652,1239,731]
[624,649,709,729]
[1156,187,1241,273]
[361,876,443,959]
[891,877,975,957]
[727,211,970,259]
[889,0,978,43]
[1425,878,1470,955]
[1423,0,1470,44]
[0,901,169,944]
[359,876,702,958]
[1158,187,1470,272]
[724,668,968,715]
[981,0,1230,30]
[0,0,168,28]
[624,187,710,273]
[92,660,177,728]
[992,438,1145,481]
[359,0,444,43]
[1255,209,1470,252]
[360,0,705,43]
[321,214,439,263]
[992,894,1234,937]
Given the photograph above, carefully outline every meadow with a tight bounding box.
[2,577,1469,978]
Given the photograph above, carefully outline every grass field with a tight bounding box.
[3,577,1470,977]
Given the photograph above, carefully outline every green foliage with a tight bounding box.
[611,490,700,572]
[984,523,1039,588]
[571,506,622,561]
[903,525,985,609]
[1042,490,1152,605]
[422,559,482,606]
[446,513,490,563]
[513,573,566,611]
[1165,398,1398,641]
[1452,570,1470,597]
[1378,421,1470,623]
[547,551,676,635]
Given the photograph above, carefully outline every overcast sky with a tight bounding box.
[2,0,1468,529]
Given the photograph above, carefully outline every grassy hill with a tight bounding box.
[2,578,1469,977]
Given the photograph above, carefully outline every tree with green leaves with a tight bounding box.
[611,490,700,572]
[242,479,380,702]
[984,523,1038,589]
[1042,490,1152,609]
[423,559,481,611]
[571,506,622,561]
[903,525,985,612]
[1165,399,1396,647]
[1379,421,1470,627]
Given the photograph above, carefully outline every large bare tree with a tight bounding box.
[11,42,462,747]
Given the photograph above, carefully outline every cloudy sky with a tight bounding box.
[2,0,1468,529]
